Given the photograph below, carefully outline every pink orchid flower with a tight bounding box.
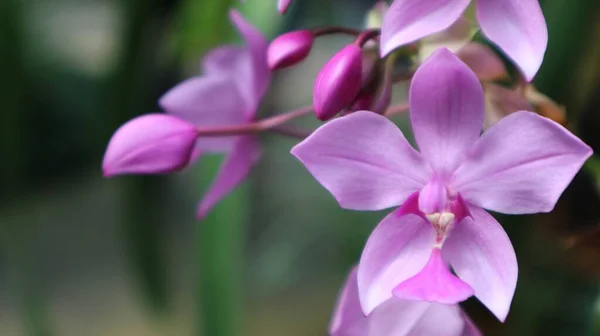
[292,49,591,321]
[330,267,481,336]
[380,0,548,81]
[160,9,270,218]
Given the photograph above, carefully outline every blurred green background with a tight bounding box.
[0,0,599,335]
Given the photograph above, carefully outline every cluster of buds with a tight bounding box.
[102,1,592,335]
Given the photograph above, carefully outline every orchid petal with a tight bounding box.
[368,300,467,336]
[202,45,247,75]
[380,0,470,56]
[329,268,368,336]
[396,192,424,219]
[202,46,256,117]
[453,111,592,214]
[368,301,431,336]
[476,0,548,81]
[332,269,475,336]
[393,248,474,304]
[444,206,517,321]
[462,314,483,336]
[410,48,485,176]
[229,9,270,115]
[402,304,467,336]
[456,43,507,82]
[159,76,246,153]
[291,111,432,211]
[196,136,260,218]
[160,76,246,126]
[358,212,436,315]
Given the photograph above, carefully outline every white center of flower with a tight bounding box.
[426,211,455,248]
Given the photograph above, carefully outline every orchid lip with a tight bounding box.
[392,248,474,305]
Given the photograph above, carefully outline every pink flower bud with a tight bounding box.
[313,44,363,121]
[103,114,198,177]
[268,30,314,70]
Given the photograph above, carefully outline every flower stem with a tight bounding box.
[195,105,313,137]
[354,29,381,47]
[312,26,362,37]
[384,102,410,117]
[268,125,312,139]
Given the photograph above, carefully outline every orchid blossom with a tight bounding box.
[381,0,548,81]
[330,267,481,336]
[159,10,270,218]
[103,9,317,218]
[292,48,591,320]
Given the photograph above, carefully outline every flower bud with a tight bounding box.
[313,44,363,121]
[103,114,198,177]
[268,30,314,70]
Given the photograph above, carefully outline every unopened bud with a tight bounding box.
[268,30,314,70]
[313,44,363,121]
[102,114,198,177]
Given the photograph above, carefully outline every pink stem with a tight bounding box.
[195,106,313,137]
[268,125,312,139]
[384,103,410,117]
[312,26,362,37]
[354,29,381,47]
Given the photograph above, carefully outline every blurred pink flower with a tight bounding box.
[330,267,481,336]
[160,9,270,218]
[454,42,531,128]
[292,49,591,320]
[455,43,565,128]
[381,0,548,81]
